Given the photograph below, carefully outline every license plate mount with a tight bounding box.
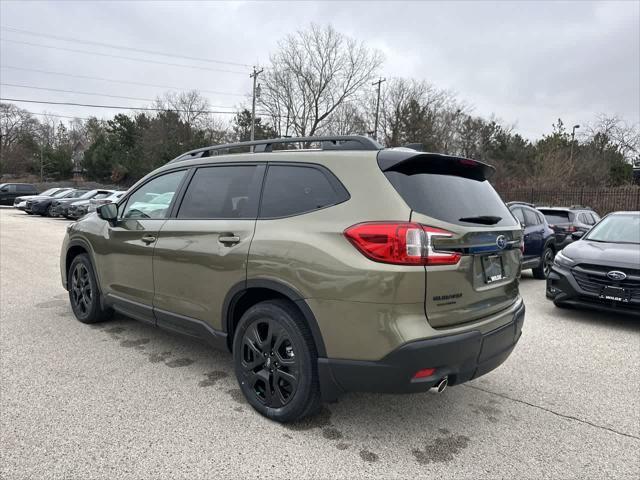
[600,286,629,303]
[482,254,504,284]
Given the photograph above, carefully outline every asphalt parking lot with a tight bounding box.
[1,207,639,479]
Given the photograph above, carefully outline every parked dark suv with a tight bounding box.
[0,183,38,205]
[61,136,525,422]
[507,202,556,279]
[538,206,600,249]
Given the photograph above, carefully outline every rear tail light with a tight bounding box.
[343,222,461,266]
[565,226,576,233]
[519,237,525,254]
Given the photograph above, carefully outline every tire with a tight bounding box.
[233,300,321,423]
[533,247,554,279]
[67,254,113,324]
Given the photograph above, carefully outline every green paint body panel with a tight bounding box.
[61,148,524,364]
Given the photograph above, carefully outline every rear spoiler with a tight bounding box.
[377,149,495,181]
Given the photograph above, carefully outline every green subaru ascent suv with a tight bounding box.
[61,136,525,422]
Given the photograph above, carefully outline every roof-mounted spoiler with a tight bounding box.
[377,149,496,181]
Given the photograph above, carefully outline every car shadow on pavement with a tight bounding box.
[64,308,510,465]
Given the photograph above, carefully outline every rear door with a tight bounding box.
[380,154,522,328]
[152,164,264,333]
[522,207,544,261]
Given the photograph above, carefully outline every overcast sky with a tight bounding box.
[1,0,638,139]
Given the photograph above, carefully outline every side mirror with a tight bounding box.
[0,187,8,192]
[571,231,585,240]
[97,203,118,223]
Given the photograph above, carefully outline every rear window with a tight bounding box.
[539,210,570,224]
[383,171,516,227]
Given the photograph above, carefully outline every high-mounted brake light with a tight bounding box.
[343,222,461,266]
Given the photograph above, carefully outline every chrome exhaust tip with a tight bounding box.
[432,377,448,394]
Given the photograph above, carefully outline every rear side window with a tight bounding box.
[17,184,35,192]
[178,165,262,219]
[260,165,348,218]
[540,210,570,224]
[383,171,517,227]
[523,208,540,226]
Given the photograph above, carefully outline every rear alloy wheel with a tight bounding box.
[68,254,113,324]
[533,247,554,279]
[233,300,321,423]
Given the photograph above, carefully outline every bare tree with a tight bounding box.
[154,90,212,128]
[583,114,640,162]
[0,103,38,155]
[259,24,383,137]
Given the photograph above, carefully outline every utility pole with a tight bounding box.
[372,77,386,142]
[250,66,264,148]
[570,124,580,163]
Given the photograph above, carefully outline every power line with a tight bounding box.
[1,26,252,68]
[0,38,248,75]
[1,97,248,115]
[0,83,241,109]
[1,65,248,97]
[28,111,93,121]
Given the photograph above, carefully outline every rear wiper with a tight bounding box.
[458,215,502,225]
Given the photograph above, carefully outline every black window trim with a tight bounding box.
[117,167,192,221]
[170,162,266,220]
[257,161,351,220]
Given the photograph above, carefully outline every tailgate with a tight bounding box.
[414,214,521,327]
[378,150,522,329]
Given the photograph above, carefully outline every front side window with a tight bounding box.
[122,170,186,219]
[177,166,261,219]
[260,165,347,218]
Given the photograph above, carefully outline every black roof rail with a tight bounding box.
[168,135,382,163]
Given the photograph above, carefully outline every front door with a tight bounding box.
[100,169,188,324]
[152,164,264,334]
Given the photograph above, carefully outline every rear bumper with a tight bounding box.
[318,302,525,401]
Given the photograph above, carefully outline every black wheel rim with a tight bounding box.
[543,249,553,277]
[240,319,298,408]
[71,264,92,315]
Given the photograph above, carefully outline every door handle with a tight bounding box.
[141,235,157,244]
[219,235,240,245]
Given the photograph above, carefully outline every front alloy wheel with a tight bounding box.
[67,253,113,324]
[70,263,93,315]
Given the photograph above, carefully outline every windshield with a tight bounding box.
[53,189,72,198]
[39,188,58,196]
[539,210,570,224]
[150,192,174,205]
[585,214,640,244]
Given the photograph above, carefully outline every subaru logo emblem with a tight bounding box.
[607,271,627,281]
[496,235,507,250]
